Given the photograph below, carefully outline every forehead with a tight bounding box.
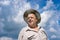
[28,13,36,17]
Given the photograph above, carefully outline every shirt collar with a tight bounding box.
[26,26,41,32]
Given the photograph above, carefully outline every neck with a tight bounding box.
[29,24,38,28]
[29,25,39,32]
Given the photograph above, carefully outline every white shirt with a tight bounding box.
[18,26,47,40]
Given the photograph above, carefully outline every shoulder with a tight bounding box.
[18,26,28,36]
[40,27,47,35]
[40,27,45,31]
[40,27,47,36]
[40,27,48,40]
[20,26,28,33]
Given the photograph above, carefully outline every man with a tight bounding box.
[18,9,47,40]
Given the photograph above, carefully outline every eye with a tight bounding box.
[31,17,33,18]
[27,17,33,19]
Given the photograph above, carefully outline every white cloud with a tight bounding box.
[57,15,60,25]
[0,19,5,33]
[33,4,39,10]
[49,19,57,27]
[12,0,40,24]
[7,16,13,22]
[49,27,57,32]
[39,11,53,27]
[43,0,55,10]
[0,20,4,32]
[0,37,17,40]
[0,18,5,22]
[0,0,10,5]
[12,0,31,23]
[57,20,59,25]
[0,22,4,32]
[50,20,56,25]
[0,37,12,40]
[0,7,1,9]
[51,35,57,38]
[0,7,1,11]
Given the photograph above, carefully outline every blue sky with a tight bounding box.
[0,0,60,40]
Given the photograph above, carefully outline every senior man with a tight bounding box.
[18,9,48,40]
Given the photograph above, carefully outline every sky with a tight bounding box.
[0,0,60,40]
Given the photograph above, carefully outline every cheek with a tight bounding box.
[35,19,38,23]
[33,19,37,22]
[35,18,38,22]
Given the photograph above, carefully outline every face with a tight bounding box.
[27,13,37,28]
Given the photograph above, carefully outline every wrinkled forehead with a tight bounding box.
[27,13,36,17]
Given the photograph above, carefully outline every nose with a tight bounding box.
[29,17,32,19]
[28,17,32,21]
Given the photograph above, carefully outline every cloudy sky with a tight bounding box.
[0,0,60,40]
